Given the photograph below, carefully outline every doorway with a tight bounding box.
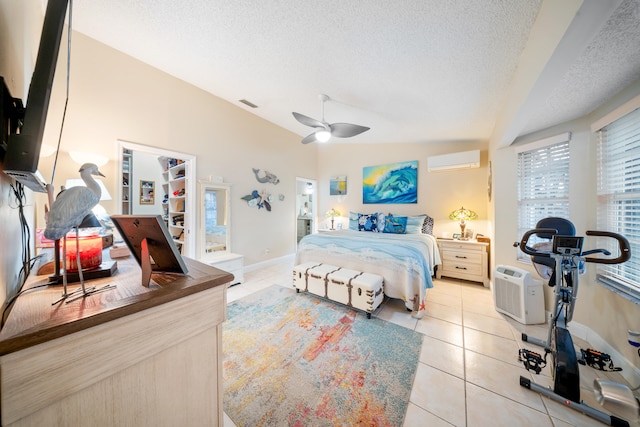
[118,140,197,257]
[295,177,317,244]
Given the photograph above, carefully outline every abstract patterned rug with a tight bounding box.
[223,285,423,426]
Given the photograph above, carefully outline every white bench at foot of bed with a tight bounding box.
[292,262,384,319]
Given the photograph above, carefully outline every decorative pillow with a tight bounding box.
[358,212,383,232]
[383,215,407,234]
[421,215,435,235]
[405,215,427,234]
[375,212,385,232]
[348,211,359,230]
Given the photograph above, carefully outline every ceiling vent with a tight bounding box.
[427,149,480,172]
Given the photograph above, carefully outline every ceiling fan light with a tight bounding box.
[316,129,331,142]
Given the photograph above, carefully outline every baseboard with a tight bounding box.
[244,254,295,274]
[567,317,640,388]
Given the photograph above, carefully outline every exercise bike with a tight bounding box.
[517,222,634,426]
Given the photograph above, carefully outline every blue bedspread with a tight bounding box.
[295,230,441,318]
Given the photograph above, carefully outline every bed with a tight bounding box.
[295,229,441,318]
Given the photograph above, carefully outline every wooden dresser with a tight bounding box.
[436,239,490,287]
[0,255,232,426]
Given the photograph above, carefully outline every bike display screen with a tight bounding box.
[552,235,584,255]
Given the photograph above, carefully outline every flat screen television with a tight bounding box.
[111,215,189,277]
[1,0,69,192]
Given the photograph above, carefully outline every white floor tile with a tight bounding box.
[415,315,464,347]
[463,327,523,368]
[465,382,553,427]
[420,335,465,379]
[462,311,513,340]
[410,363,467,427]
[404,402,454,427]
[464,349,547,413]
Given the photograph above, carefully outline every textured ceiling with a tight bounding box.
[66,0,640,145]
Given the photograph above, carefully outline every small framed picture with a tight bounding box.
[453,233,461,239]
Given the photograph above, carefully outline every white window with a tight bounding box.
[596,107,640,303]
[516,134,571,262]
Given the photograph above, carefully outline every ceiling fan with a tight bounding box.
[292,94,370,144]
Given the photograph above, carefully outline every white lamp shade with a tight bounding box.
[315,129,331,142]
[65,178,112,201]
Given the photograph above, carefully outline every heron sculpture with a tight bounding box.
[45,163,114,303]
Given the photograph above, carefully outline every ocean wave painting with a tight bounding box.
[363,160,418,204]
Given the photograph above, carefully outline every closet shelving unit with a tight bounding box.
[121,149,132,214]
[160,157,188,254]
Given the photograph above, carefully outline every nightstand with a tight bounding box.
[436,239,489,287]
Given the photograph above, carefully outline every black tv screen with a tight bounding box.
[2,0,69,192]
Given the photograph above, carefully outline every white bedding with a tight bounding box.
[295,230,441,318]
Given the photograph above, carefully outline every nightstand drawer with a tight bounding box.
[441,262,483,276]
[439,241,485,253]
[442,250,483,265]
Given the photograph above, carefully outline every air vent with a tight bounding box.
[239,99,258,108]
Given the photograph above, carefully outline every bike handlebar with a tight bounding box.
[517,228,631,265]
[584,230,631,264]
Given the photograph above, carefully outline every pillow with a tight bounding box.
[358,212,384,232]
[383,215,407,234]
[348,211,359,230]
[405,215,427,234]
[375,212,385,232]
[421,215,435,235]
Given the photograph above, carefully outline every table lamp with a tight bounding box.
[326,208,341,230]
[449,206,477,239]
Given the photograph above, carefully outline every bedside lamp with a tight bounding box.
[326,208,341,230]
[449,206,477,238]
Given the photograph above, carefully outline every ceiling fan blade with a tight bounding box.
[292,112,325,128]
[329,123,370,138]
[301,133,317,144]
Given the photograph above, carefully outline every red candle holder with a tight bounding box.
[65,233,103,272]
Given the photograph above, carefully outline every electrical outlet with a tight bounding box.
[264,248,270,255]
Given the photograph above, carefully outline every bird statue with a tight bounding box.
[45,163,114,303]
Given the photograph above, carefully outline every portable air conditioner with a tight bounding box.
[493,265,545,325]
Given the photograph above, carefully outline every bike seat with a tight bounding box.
[531,217,576,283]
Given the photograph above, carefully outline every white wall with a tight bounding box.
[317,141,490,238]
[131,151,165,215]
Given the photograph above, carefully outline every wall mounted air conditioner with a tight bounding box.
[427,149,480,172]
[493,265,545,325]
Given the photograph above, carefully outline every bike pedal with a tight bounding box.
[519,348,546,374]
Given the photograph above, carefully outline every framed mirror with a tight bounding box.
[199,180,231,259]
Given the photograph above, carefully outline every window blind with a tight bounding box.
[516,140,570,261]
[596,107,640,303]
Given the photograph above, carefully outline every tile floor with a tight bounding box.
[224,258,639,427]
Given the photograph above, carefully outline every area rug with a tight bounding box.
[223,285,423,427]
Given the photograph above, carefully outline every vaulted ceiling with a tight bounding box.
[70,0,640,146]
